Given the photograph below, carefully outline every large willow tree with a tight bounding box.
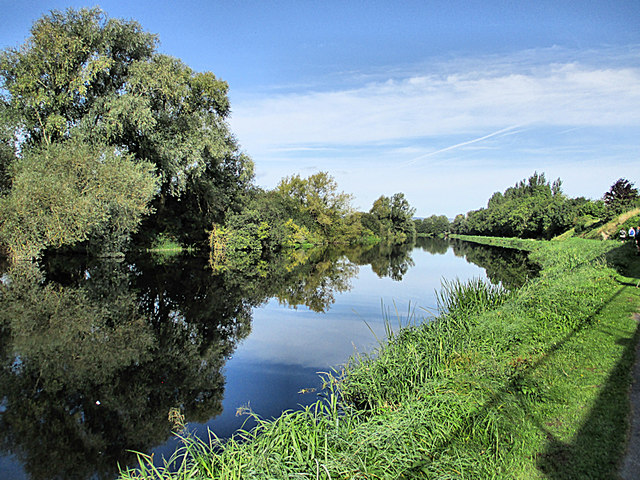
[0,8,254,259]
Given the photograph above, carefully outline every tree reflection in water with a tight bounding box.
[0,239,535,479]
[0,256,247,480]
[449,239,541,289]
[0,243,411,479]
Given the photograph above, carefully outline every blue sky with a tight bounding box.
[2,1,639,216]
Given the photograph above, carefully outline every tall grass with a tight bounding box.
[341,278,510,410]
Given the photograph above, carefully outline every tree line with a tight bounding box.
[450,174,638,239]
[209,173,416,268]
[1,9,637,262]
[413,175,639,240]
[0,8,415,263]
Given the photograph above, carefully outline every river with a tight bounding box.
[0,238,538,479]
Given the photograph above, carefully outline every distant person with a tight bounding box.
[620,229,627,240]
[630,227,636,238]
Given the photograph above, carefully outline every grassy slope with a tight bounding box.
[539,208,640,242]
[451,235,640,478]
[585,208,640,240]
[120,237,640,479]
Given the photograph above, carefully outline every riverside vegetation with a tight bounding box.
[0,9,416,262]
[3,8,640,480]
[118,236,640,479]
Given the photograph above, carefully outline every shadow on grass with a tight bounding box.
[401,256,640,479]
[606,241,640,280]
[532,243,640,478]
[535,312,640,479]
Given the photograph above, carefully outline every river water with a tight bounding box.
[0,238,537,479]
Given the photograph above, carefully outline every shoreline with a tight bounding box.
[120,236,640,479]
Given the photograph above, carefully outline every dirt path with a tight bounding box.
[621,313,640,479]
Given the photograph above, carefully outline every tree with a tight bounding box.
[0,8,157,147]
[277,172,353,239]
[0,8,254,255]
[603,178,638,216]
[415,215,450,237]
[451,172,580,239]
[0,141,157,259]
[86,53,254,243]
[367,193,416,243]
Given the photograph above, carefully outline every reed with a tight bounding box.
[340,277,510,410]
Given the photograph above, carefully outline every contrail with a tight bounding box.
[403,124,526,166]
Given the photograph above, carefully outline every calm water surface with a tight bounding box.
[0,238,537,479]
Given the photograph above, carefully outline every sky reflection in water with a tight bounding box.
[0,239,536,479]
[186,245,488,442]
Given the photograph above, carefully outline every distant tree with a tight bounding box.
[451,172,581,239]
[277,172,353,239]
[451,214,466,234]
[367,193,416,243]
[603,178,638,216]
[389,193,416,238]
[415,215,449,237]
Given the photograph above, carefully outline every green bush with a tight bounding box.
[0,142,157,259]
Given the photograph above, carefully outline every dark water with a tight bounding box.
[0,238,538,479]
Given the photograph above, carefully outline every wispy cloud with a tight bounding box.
[229,46,640,215]
[402,125,527,166]
[232,49,640,153]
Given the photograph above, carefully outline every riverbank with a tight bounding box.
[120,237,640,479]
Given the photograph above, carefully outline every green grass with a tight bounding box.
[449,233,539,251]
[145,234,195,258]
[119,237,640,479]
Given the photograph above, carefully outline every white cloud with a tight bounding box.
[229,47,640,216]
[232,59,640,151]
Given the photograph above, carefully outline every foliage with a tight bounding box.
[208,186,322,271]
[0,100,16,194]
[209,213,272,271]
[209,174,390,271]
[0,7,254,257]
[363,192,416,243]
[603,178,639,217]
[451,172,603,239]
[415,214,450,237]
[0,8,156,146]
[104,52,254,244]
[276,171,353,239]
[0,141,157,259]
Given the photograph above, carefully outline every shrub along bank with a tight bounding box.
[120,237,640,479]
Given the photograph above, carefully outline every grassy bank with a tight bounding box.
[120,237,640,479]
[449,233,540,251]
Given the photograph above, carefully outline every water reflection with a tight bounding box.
[0,258,240,480]
[415,236,450,255]
[449,239,541,289]
[345,241,416,281]
[0,240,536,479]
[211,242,417,312]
